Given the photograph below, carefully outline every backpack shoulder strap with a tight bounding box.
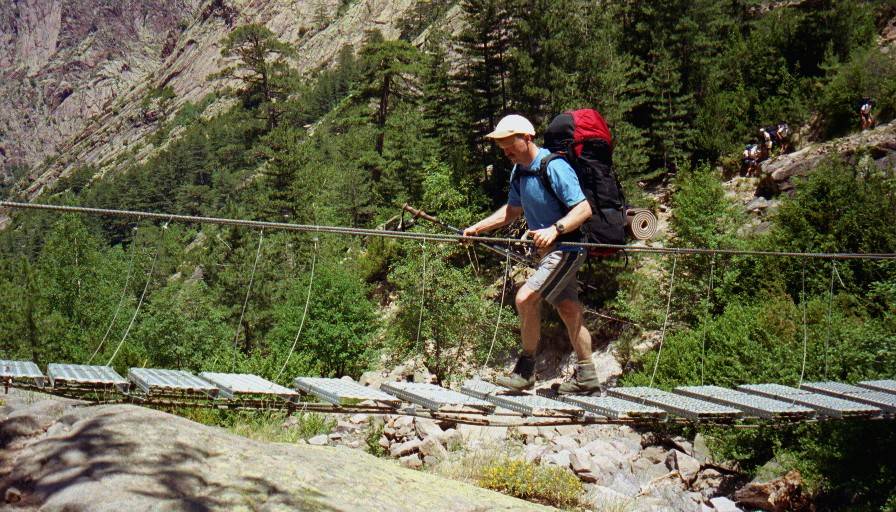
[538,153,570,212]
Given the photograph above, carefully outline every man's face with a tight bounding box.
[495,135,531,165]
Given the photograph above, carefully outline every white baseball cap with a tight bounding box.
[484,114,535,139]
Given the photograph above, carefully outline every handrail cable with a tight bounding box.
[647,255,678,391]
[699,254,715,386]
[87,227,138,364]
[273,238,319,383]
[105,218,170,366]
[414,240,427,354]
[482,247,512,373]
[3,202,896,261]
[232,229,264,371]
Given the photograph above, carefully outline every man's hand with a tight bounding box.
[528,226,558,249]
[462,226,479,237]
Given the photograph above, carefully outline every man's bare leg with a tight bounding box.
[556,298,599,394]
[516,284,542,356]
[556,299,591,361]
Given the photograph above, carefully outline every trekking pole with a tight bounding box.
[401,204,535,266]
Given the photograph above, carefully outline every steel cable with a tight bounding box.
[232,229,264,371]
[3,201,896,261]
[273,239,318,384]
[648,255,678,391]
[87,228,138,365]
[105,219,170,367]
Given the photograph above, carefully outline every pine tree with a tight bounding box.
[455,0,512,193]
[218,24,297,130]
[358,30,422,160]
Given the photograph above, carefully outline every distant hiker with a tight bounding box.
[742,143,763,176]
[462,114,599,394]
[859,98,875,130]
[759,122,790,154]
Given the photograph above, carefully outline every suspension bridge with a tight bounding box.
[1,201,894,429]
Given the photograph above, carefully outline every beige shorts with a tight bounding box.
[526,250,586,306]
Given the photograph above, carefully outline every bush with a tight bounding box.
[816,46,896,137]
[479,457,583,509]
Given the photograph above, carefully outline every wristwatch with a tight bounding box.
[554,221,566,234]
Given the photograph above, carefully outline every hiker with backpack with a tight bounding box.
[859,98,875,130]
[462,110,626,395]
[759,122,791,154]
[742,143,764,176]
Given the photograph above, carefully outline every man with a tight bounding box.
[759,122,790,154]
[463,114,599,394]
[859,98,875,130]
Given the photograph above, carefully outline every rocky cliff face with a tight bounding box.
[0,0,202,184]
[0,0,418,199]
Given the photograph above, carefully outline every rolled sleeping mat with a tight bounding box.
[625,208,657,240]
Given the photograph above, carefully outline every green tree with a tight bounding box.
[219,24,297,129]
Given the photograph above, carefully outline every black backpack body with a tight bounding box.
[514,109,627,253]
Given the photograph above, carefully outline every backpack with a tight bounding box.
[514,109,627,256]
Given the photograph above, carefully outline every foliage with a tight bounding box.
[479,457,583,509]
[217,24,297,128]
[4,3,896,508]
[363,420,387,457]
[182,409,335,443]
[261,259,378,381]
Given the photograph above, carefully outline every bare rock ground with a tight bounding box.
[0,389,548,511]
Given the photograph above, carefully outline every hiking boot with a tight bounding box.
[557,361,601,395]
[495,354,536,391]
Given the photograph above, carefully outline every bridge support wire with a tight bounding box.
[3,201,895,261]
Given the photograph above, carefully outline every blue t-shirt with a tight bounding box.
[508,148,585,230]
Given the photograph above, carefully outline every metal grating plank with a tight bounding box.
[0,360,47,386]
[294,377,401,407]
[199,372,297,399]
[381,381,495,414]
[47,364,129,392]
[802,381,896,413]
[738,383,880,418]
[857,380,896,395]
[675,386,815,420]
[459,380,583,417]
[608,386,741,420]
[556,394,666,420]
[127,368,219,397]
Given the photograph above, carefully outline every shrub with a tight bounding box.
[479,457,583,509]
[363,420,386,457]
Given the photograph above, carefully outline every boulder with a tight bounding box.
[692,433,712,463]
[569,447,592,473]
[734,470,812,512]
[640,445,668,464]
[542,449,571,468]
[665,449,701,483]
[399,453,423,469]
[389,438,423,458]
[0,401,551,511]
[419,436,448,460]
[524,444,549,464]
[553,435,579,451]
[691,468,724,497]
[414,418,444,439]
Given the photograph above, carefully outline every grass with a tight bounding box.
[179,408,335,444]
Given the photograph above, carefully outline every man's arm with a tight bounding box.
[463,204,523,236]
[528,200,592,248]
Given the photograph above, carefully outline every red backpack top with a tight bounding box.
[543,109,613,157]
